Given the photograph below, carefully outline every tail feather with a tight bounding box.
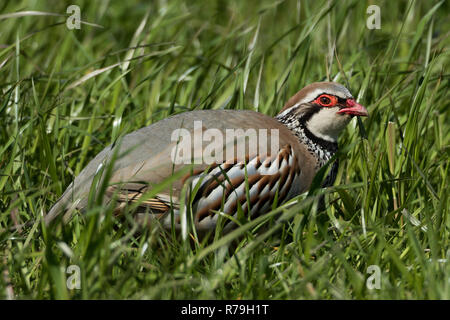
[45,182,74,226]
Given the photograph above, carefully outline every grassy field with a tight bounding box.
[0,0,448,299]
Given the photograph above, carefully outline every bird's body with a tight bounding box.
[46,82,368,233]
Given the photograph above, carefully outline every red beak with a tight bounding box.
[338,99,368,117]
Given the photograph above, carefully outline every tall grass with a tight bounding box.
[0,0,448,299]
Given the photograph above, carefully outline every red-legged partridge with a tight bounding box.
[46,82,368,233]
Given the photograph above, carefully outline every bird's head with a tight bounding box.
[277,82,368,143]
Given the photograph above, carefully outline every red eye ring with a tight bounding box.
[315,94,337,107]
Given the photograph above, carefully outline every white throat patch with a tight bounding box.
[306,107,350,142]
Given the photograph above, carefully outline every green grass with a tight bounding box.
[0,0,449,299]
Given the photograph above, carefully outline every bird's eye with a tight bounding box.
[315,94,336,107]
[320,96,331,104]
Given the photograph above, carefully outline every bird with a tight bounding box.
[46,81,368,235]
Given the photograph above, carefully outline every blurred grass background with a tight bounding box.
[0,0,448,299]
